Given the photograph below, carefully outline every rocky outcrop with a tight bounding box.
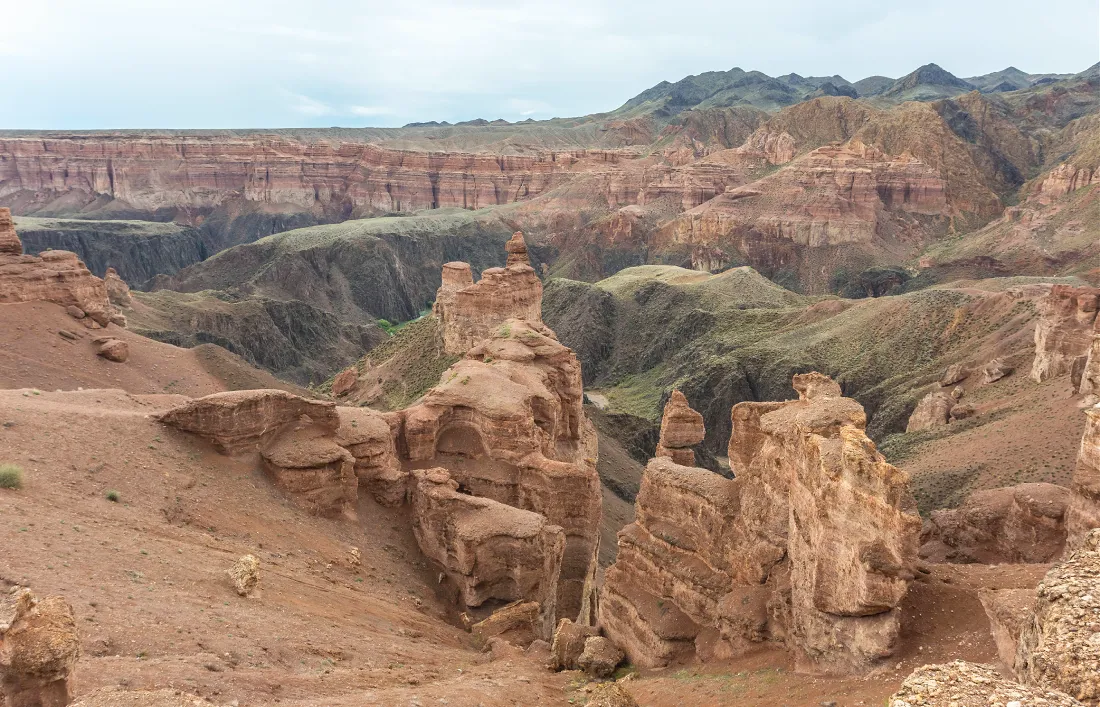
[432,238,543,355]
[155,389,338,455]
[654,390,705,466]
[103,267,131,307]
[1079,336,1100,402]
[260,417,358,519]
[1067,404,1100,550]
[920,483,1072,564]
[505,231,530,267]
[890,661,1082,707]
[906,390,955,432]
[410,467,564,640]
[600,373,920,674]
[978,588,1037,671]
[1037,162,1099,203]
[1015,528,1100,704]
[1031,285,1100,383]
[0,588,81,707]
[979,357,1012,385]
[0,213,117,323]
[334,407,404,507]
[396,318,601,621]
[0,208,21,255]
[470,601,542,646]
[550,619,600,671]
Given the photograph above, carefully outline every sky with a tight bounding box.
[1,0,1097,130]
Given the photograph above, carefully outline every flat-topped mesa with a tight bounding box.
[599,372,921,675]
[1031,285,1100,384]
[433,235,543,355]
[0,210,118,323]
[505,231,531,267]
[655,390,706,466]
[0,207,21,255]
[396,318,601,624]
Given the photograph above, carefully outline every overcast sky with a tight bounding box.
[2,0,1096,129]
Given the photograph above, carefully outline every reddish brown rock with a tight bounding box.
[978,588,1037,671]
[979,357,1013,385]
[655,390,705,466]
[505,231,531,267]
[1015,528,1100,703]
[334,407,405,506]
[94,337,129,363]
[260,419,357,519]
[0,208,21,256]
[432,258,543,355]
[550,618,599,671]
[577,636,624,678]
[0,588,81,707]
[906,390,954,432]
[154,389,339,455]
[920,483,1072,564]
[1031,285,1100,383]
[331,367,359,397]
[1079,335,1100,402]
[470,600,542,647]
[103,267,132,307]
[1066,403,1100,549]
[0,243,114,320]
[410,468,563,639]
[397,318,601,622]
[600,373,920,674]
[940,363,970,386]
[1037,161,1099,204]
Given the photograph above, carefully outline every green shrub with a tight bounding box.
[0,464,23,489]
[106,490,121,502]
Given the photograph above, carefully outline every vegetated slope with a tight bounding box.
[543,266,1083,452]
[131,209,524,384]
[14,216,208,284]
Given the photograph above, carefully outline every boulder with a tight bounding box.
[1031,285,1099,383]
[228,555,259,597]
[1015,528,1100,703]
[103,267,132,307]
[155,389,339,455]
[920,483,1072,564]
[550,618,599,671]
[654,390,705,467]
[410,468,564,640]
[584,683,639,707]
[890,661,1082,707]
[978,588,1037,671]
[331,367,358,397]
[979,358,1012,385]
[949,403,975,421]
[470,601,541,647]
[906,391,954,432]
[94,337,129,363]
[577,636,624,678]
[940,363,969,386]
[951,385,965,400]
[0,588,81,707]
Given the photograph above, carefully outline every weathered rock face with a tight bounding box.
[1031,285,1100,383]
[409,467,564,639]
[891,661,1082,707]
[919,483,1072,564]
[906,390,955,432]
[334,407,404,507]
[1067,404,1100,550]
[103,267,131,307]
[260,419,358,519]
[978,588,1037,672]
[505,231,530,267]
[433,245,543,356]
[1015,528,1100,704]
[600,374,921,674]
[979,357,1012,385]
[155,389,339,455]
[1037,162,1099,203]
[0,588,81,707]
[0,207,21,255]
[396,318,601,622]
[1080,336,1100,402]
[655,390,705,466]
[0,215,115,321]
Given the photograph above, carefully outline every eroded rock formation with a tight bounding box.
[600,373,920,674]
[1032,285,1100,383]
[1015,528,1100,704]
[906,390,955,432]
[103,267,132,308]
[410,467,563,639]
[978,588,1037,671]
[334,407,404,507]
[1067,403,1100,550]
[0,208,21,256]
[433,236,543,355]
[919,483,1072,564]
[891,661,1082,707]
[0,588,81,707]
[655,390,705,466]
[260,419,358,519]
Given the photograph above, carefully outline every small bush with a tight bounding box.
[106,490,120,502]
[0,464,23,489]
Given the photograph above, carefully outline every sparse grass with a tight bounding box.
[0,464,24,489]
[106,490,121,502]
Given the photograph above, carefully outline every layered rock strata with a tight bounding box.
[1067,403,1100,550]
[432,233,542,355]
[1015,528,1100,704]
[0,207,21,255]
[600,373,921,674]
[410,467,564,639]
[334,407,404,507]
[920,483,1072,563]
[1031,285,1100,383]
[654,390,706,466]
[260,419,358,519]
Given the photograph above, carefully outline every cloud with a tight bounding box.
[289,93,333,117]
[349,105,394,117]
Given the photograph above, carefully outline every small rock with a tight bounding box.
[95,339,129,363]
[65,305,86,319]
[228,555,259,597]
